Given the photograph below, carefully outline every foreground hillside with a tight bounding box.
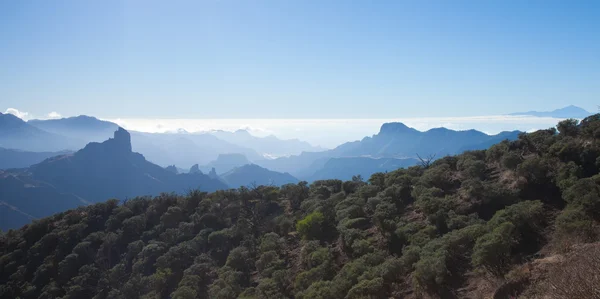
[1,116,600,299]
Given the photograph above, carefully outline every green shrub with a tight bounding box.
[296,211,326,240]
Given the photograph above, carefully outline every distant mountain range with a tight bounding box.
[0,112,539,229]
[210,129,325,157]
[28,115,118,142]
[221,164,298,188]
[0,114,322,168]
[509,105,592,119]
[255,123,521,179]
[0,128,228,229]
[0,112,78,151]
[201,153,251,175]
[130,131,262,167]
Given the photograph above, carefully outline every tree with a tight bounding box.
[472,222,516,275]
[296,212,326,240]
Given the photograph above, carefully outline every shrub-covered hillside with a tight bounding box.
[2,116,600,299]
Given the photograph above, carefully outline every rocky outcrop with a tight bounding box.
[189,164,202,174]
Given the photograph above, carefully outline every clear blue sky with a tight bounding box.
[1,0,598,119]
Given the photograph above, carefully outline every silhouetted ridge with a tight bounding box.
[0,112,27,128]
[189,164,202,174]
[378,122,418,135]
[80,127,132,157]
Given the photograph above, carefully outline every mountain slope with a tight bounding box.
[307,156,419,181]
[221,164,299,188]
[0,148,72,169]
[0,171,89,229]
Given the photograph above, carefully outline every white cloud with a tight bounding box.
[46,111,62,119]
[4,108,31,120]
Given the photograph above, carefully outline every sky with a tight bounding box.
[0,0,598,120]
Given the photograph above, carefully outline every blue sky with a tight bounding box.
[1,0,599,119]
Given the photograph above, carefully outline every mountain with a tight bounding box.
[2,116,600,299]
[331,123,520,158]
[0,147,72,169]
[221,164,299,188]
[0,128,228,229]
[307,157,419,181]
[256,123,520,178]
[28,115,119,143]
[509,105,592,118]
[0,170,90,229]
[201,153,251,175]
[29,128,228,202]
[22,115,263,167]
[210,129,325,157]
[189,164,202,174]
[0,112,76,151]
[165,165,179,174]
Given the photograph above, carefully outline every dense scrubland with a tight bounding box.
[2,116,600,299]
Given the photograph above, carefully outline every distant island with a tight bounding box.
[509,105,592,119]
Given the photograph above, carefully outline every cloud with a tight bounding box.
[46,111,62,119]
[4,108,31,120]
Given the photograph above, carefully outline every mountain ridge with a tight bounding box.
[0,128,229,229]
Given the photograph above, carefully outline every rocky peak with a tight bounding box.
[112,127,132,152]
[165,165,178,174]
[378,122,418,136]
[208,167,218,179]
[189,164,202,174]
[78,127,132,158]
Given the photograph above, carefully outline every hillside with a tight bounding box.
[1,116,599,299]
[307,157,419,182]
[0,148,72,169]
[0,128,228,229]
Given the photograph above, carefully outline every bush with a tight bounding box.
[296,212,326,240]
[472,222,516,275]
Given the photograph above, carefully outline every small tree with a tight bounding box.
[472,222,516,276]
[296,212,325,240]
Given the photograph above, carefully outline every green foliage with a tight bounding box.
[472,222,516,275]
[296,211,325,240]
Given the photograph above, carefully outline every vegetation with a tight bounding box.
[2,115,600,298]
